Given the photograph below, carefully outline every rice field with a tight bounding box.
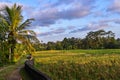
[34,49,120,80]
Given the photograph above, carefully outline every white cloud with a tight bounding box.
[0,2,13,9]
[108,0,120,13]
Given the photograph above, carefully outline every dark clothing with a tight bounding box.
[25,58,34,66]
[26,54,34,66]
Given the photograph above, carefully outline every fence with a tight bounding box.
[24,62,51,80]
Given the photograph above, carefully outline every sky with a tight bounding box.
[0,0,120,43]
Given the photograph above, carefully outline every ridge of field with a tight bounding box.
[0,57,26,80]
[34,49,120,80]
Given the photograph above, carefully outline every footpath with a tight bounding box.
[6,66,22,80]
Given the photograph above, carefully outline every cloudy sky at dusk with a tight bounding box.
[0,0,120,43]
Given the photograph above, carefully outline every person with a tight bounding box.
[26,54,34,66]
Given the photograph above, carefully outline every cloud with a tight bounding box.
[70,22,109,33]
[93,11,108,17]
[114,20,120,24]
[67,26,76,30]
[0,2,25,11]
[0,2,13,9]
[54,0,95,6]
[38,26,76,36]
[107,0,120,14]
[32,5,91,26]
[28,0,95,26]
[38,28,66,36]
[31,8,59,26]
[99,19,120,24]
[22,5,36,18]
[70,18,120,33]
[59,6,91,20]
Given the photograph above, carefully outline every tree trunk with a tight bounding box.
[8,32,16,63]
[9,47,12,62]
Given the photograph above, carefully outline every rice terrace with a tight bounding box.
[34,50,120,80]
[0,0,120,80]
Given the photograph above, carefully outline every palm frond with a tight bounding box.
[16,30,39,43]
[0,4,39,54]
[19,34,39,43]
[0,10,10,27]
[17,18,34,30]
[5,4,23,31]
[18,30,36,36]
[5,6,13,25]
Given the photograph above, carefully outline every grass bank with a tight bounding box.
[0,57,26,80]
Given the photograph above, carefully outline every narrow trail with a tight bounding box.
[6,67,22,80]
[0,66,10,72]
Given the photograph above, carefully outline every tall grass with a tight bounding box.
[34,49,120,80]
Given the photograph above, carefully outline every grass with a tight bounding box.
[62,49,120,54]
[34,49,120,80]
[0,65,15,80]
[1,49,119,80]
[0,56,26,80]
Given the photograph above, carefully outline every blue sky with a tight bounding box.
[0,0,120,43]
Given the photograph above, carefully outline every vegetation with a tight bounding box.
[0,57,26,80]
[34,50,120,80]
[0,4,38,64]
[0,3,120,80]
[36,30,120,50]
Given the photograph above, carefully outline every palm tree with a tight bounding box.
[0,4,39,62]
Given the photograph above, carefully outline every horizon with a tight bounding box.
[0,0,120,43]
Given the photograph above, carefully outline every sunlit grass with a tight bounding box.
[34,49,120,80]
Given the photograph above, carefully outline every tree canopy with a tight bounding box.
[35,30,120,50]
[0,4,39,63]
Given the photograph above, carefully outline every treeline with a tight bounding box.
[34,30,120,50]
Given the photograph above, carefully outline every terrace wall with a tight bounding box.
[24,62,51,80]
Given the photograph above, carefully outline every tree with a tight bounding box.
[35,30,120,50]
[85,30,116,49]
[46,42,55,50]
[62,38,71,50]
[103,31,116,48]
[116,38,120,48]
[0,4,38,62]
[55,41,63,50]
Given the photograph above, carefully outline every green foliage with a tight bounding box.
[46,42,56,50]
[0,41,9,64]
[34,50,120,80]
[14,44,27,62]
[0,4,39,63]
[38,30,120,50]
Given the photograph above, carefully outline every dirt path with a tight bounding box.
[6,67,22,80]
[0,65,14,72]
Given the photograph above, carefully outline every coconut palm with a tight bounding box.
[0,4,39,62]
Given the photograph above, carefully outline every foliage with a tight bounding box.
[0,57,26,80]
[0,4,38,63]
[34,50,120,80]
[37,30,120,50]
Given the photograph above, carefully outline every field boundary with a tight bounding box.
[24,62,51,80]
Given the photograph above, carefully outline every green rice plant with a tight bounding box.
[34,49,120,80]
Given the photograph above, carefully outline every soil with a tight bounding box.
[6,67,22,80]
